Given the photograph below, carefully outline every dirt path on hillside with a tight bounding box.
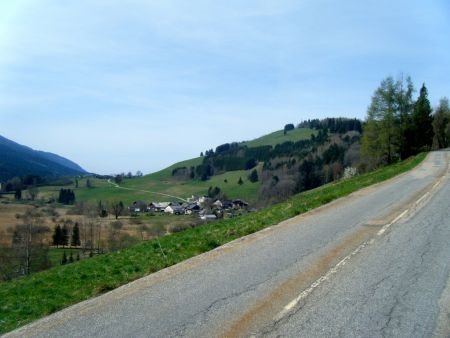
[106,179,188,202]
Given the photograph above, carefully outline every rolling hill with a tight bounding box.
[0,135,87,181]
[36,128,316,204]
[240,127,315,148]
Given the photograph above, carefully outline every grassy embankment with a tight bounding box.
[0,152,426,334]
[35,128,316,205]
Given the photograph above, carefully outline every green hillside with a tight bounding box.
[241,127,316,148]
[36,128,314,205]
[37,164,261,205]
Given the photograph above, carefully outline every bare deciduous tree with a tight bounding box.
[110,201,124,219]
[9,209,51,277]
[27,187,39,201]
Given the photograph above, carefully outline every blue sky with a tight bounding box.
[0,0,449,174]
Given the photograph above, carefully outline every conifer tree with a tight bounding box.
[52,225,62,247]
[61,251,67,265]
[61,224,69,247]
[362,75,415,163]
[71,223,81,246]
[248,169,259,183]
[432,97,450,149]
[411,84,433,152]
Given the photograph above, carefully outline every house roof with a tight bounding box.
[186,203,201,209]
[233,199,248,206]
[152,202,171,208]
[166,205,184,211]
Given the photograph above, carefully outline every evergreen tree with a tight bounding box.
[71,223,81,246]
[412,84,433,152]
[284,123,295,135]
[97,200,108,218]
[69,252,74,263]
[76,253,80,261]
[61,251,67,265]
[432,97,450,149]
[396,76,415,159]
[14,189,22,200]
[248,169,259,183]
[238,177,244,185]
[61,224,69,247]
[52,225,62,247]
[58,189,75,204]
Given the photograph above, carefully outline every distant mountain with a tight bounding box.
[0,135,87,181]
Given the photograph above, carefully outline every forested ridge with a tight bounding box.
[171,75,450,205]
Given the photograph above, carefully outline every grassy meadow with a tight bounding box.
[33,128,316,206]
[241,127,316,148]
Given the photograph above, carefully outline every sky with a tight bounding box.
[0,0,449,174]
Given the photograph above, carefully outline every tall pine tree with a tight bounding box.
[412,84,433,152]
[432,97,450,149]
[52,225,62,247]
[61,224,69,247]
[71,222,81,246]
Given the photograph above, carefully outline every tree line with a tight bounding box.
[173,121,361,182]
[362,75,449,165]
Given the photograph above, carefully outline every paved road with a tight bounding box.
[6,151,450,338]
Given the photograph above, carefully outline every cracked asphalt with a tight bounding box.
[258,155,450,338]
[6,151,450,338]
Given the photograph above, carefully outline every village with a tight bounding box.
[128,195,253,221]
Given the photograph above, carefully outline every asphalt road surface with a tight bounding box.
[6,151,450,338]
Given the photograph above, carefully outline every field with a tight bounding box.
[241,127,316,148]
[34,167,261,206]
[0,200,200,246]
[0,202,33,245]
[0,153,426,334]
[31,128,315,206]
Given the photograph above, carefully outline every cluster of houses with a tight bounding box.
[129,196,250,221]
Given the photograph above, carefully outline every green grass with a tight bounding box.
[36,166,261,205]
[48,248,84,267]
[241,127,316,148]
[121,164,262,202]
[0,153,426,334]
[34,129,315,205]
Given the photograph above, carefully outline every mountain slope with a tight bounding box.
[0,135,87,181]
[38,127,317,205]
[241,127,315,148]
[36,123,358,205]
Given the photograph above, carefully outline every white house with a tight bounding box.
[150,202,171,212]
[200,214,217,221]
[212,200,223,208]
[164,205,184,215]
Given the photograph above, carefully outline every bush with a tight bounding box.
[343,167,358,179]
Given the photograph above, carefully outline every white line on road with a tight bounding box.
[274,238,375,322]
[415,192,430,206]
[274,207,411,323]
[377,209,409,236]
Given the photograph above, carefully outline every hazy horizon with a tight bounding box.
[1,1,449,174]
